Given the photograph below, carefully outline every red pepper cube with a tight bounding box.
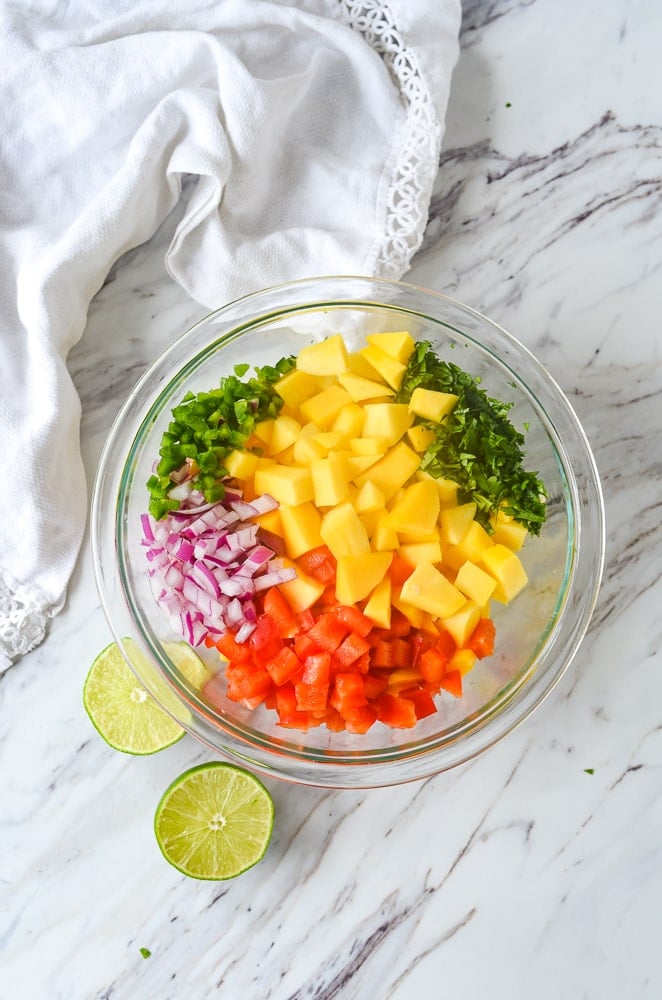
[402,688,437,720]
[362,674,389,700]
[226,666,273,705]
[440,669,463,698]
[302,651,331,686]
[376,693,417,728]
[420,647,447,684]
[265,647,303,686]
[276,685,312,730]
[343,704,378,734]
[323,708,346,732]
[467,618,496,659]
[331,672,367,713]
[391,637,411,669]
[249,614,284,661]
[298,545,337,584]
[307,613,349,653]
[371,639,393,669]
[333,632,371,669]
[296,609,316,633]
[216,631,252,664]
[435,629,456,661]
[350,650,371,675]
[294,631,321,661]
[409,634,432,667]
[333,604,373,638]
[294,681,329,713]
[263,588,299,638]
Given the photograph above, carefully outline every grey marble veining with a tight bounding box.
[2,1,662,998]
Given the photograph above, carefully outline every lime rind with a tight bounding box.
[83,640,185,755]
[154,763,274,880]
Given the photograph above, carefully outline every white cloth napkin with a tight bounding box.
[0,0,460,670]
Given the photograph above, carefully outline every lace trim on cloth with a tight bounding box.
[337,0,440,277]
[0,572,62,672]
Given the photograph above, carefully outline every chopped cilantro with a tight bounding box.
[139,947,152,959]
[148,356,295,518]
[505,101,512,108]
[395,341,546,534]
[583,768,595,775]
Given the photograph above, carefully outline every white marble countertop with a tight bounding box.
[4,2,662,997]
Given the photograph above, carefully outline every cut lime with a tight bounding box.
[154,763,274,880]
[161,641,212,690]
[83,641,185,754]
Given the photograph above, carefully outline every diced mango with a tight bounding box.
[311,453,351,507]
[444,520,495,571]
[224,449,260,479]
[363,575,392,628]
[359,344,407,390]
[481,544,528,603]
[254,507,282,536]
[490,510,529,552]
[320,503,370,560]
[372,513,399,551]
[347,351,385,381]
[387,667,424,693]
[268,414,302,455]
[354,442,421,500]
[359,509,381,537]
[292,435,327,466]
[417,471,459,505]
[360,403,412,447]
[366,330,415,365]
[346,454,382,479]
[254,465,313,506]
[408,387,458,422]
[439,502,477,545]
[406,425,436,452]
[278,564,325,612]
[299,385,352,428]
[386,480,440,536]
[448,648,478,677]
[337,372,395,402]
[335,552,393,605]
[331,402,365,442]
[399,541,443,566]
[278,502,323,559]
[399,562,466,619]
[296,334,349,376]
[348,437,389,456]
[274,369,318,409]
[454,560,497,607]
[253,419,274,445]
[392,592,426,628]
[442,600,481,647]
[355,480,386,514]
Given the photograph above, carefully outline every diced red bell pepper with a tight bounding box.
[265,646,303,686]
[391,638,411,668]
[362,673,389,699]
[351,651,371,675]
[262,588,299,638]
[306,613,348,653]
[226,666,273,705]
[389,554,414,586]
[331,672,367,713]
[294,681,329,713]
[249,614,284,661]
[420,647,447,684]
[296,609,316,633]
[467,618,496,658]
[435,629,456,661]
[302,651,331,686]
[371,639,393,668]
[333,604,373,638]
[333,632,371,668]
[294,631,322,661]
[321,707,346,732]
[297,545,337,584]
[376,693,417,728]
[276,685,312,730]
[343,704,378,734]
[440,669,463,698]
[401,688,437,720]
[216,631,252,664]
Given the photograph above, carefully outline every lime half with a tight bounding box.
[83,641,185,754]
[154,763,274,880]
[161,641,212,690]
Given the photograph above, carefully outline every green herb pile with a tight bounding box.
[396,341,546,535]
[147,358,295,519]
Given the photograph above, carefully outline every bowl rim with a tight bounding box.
[91,274,605,787]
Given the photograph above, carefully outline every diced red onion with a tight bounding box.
[235,621,256,643]
[253,567,297,591]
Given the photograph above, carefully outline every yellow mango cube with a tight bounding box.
[399,541,443,566]
[408,387,458,422]
[454,560,497,607]
[331,402,365,442]
[346,454,382,479]
[320,503,370,560]
[268,414,302,456]
[355,480,386,514]
[224,449,260,479]
[448,648,478,677]
[386,480,440,536]
[392,592,426,628]
[387,667,424,693]
[279,502,323,559]
[338,372,394,402]
[347,351,385,381]
[444,520,495,571]
[481,544,528,603]
[253,419,274,446]
[363,575,392,628]
[372,513,399,551]
[296,334,348,376]
[491,510,528,552]
[349,437,389,456]
[335,552,393,605]
[274,369,318,409]
[366,330,415,365]
[354,442,421,500]
[442,599,481,647]
[360,403,413,447]
[254,507,282,536]
[311,453,351,507]
[439,502,477,545]
[292,435,327,466]
[254,465,313,506]
[299,385,352,429]
[399,562,466,618]
[359,509,381,537]
[278,564,325,612]
[406,425,436,452]
[417,471,459,505]
[359,344,407,390]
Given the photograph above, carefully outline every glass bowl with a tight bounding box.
[92,276,604,787]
